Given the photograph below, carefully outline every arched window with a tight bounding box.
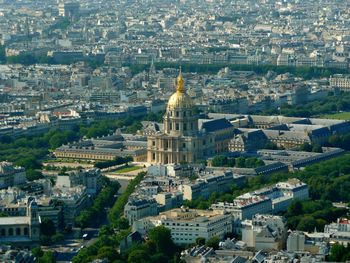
[16,228,21,236]
[24,228,29,236]
[0,229,5,236]
[8,228,13,236]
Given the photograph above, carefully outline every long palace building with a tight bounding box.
[147,71,216,164]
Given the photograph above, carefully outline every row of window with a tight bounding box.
[168,122,194,131]
[170,111,192,117]
[167,222,200,227]
[172,232,199,237]
[0,227,29,236]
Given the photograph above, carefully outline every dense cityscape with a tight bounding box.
[0,0,350,262]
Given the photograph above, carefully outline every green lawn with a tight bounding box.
[113,165,143,174]
[321,112,350,120]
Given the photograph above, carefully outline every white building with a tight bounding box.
[242,214,287,251]
[51,185,89,225]
[0,162,26,189]
[124,197,158,225]
[154,192,183,212]
[287,231,305,252]
[133,208,232,245]
[232,194,273,221]
[275,178,309,201]
[324,218,350,246]
[57,168,102,195]
[178,171,237,201]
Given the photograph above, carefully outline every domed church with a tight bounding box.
[147,70,215,164]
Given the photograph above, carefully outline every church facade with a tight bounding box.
[147,72,215,164]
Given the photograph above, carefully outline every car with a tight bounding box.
[82,233,90,240]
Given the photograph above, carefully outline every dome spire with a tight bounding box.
[176,66,185,93]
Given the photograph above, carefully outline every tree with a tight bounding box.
[26,169,44,181]
[32,247,44,257]
[148,226,176,255]
[97,246,120,262]
[328,243,350,262]
[38,251,56,263]
[52,233,65,243]
[312,144,322,153]
[299,142,312,152]
[98,225,113,237]
[40,218,56,237]
[150,253,169,263]
[128,249,150,263]
[296,216,317,232]
[206,236,220,250]
[287,200,303,217]
[196,237,206,246]
[116,217,130,230]
[211,155,227,167]
[235,157,246,168]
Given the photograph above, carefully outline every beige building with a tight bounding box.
[0,197,40,247]
[147,72,215,164]
[330,74,350,90]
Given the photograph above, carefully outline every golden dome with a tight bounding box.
[167,91,194,110]
[167,70,194,110]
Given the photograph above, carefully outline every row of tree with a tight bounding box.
[264,91,350,118]
[129,62,347,80]
[108,172,146,228]
[75,179,120,228]
[211,155,265,168]
[72,172,157,263]
[95,156,133,169]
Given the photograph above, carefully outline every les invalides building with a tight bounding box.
[147,71,215,164]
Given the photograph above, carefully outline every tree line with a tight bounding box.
[211,155,265,168]
[129,62,348,80]
[263,91,350,118]
[75,178,121,229]
[95,156,133,169]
